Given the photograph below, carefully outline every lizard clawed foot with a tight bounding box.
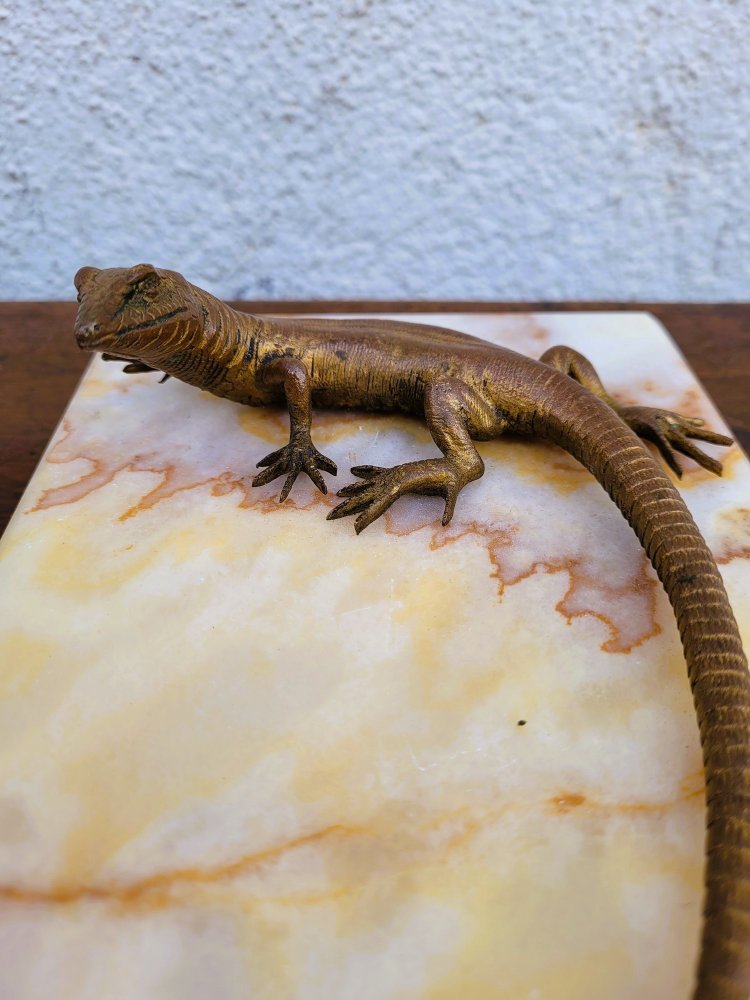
[327,460,466,534]
[252,434,337,502]
[619,405,734,478]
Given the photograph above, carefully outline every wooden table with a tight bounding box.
[1,302,748,535]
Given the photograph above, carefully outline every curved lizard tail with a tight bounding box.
[540,376,750,1000]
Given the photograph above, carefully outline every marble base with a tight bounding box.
[1,313,749,999]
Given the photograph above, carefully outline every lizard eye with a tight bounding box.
[138,273,160,292]
[127,263,161,290]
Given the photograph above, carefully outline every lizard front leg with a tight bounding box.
[251,357,337,501]
[541,344,734,477]
[328,377,503,533]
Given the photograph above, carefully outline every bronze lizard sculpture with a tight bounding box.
[73,263,750,1000]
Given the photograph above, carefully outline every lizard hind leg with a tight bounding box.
[541,344,734,477]
[328,378,503,534]
[540,344,620,409]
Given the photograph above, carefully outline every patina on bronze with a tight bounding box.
[73,264,750,1000]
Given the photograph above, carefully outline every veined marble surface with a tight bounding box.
[1,313,749,1000]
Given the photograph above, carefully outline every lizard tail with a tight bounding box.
[540,378,750,1000]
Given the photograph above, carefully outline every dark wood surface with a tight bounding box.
[1,301,748,535]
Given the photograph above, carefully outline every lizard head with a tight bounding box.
[74,264,203,363]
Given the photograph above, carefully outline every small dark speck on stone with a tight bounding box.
[517,720,527,727]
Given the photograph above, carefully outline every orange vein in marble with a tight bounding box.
[0,823,362,908]
[29,429,663,654]
[387,515,661,654]
[715,507,750,565]
[0,787,704,911]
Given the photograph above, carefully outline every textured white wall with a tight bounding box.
[2,0,749,301]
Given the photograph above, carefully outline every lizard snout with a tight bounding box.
[75,321,101,349]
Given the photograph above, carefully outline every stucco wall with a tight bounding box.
[1,0,749,301]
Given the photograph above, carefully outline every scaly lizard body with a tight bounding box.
[74,264,750,1000]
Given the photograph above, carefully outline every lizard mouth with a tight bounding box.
[75,308,191,352]
[114,307,190,337]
